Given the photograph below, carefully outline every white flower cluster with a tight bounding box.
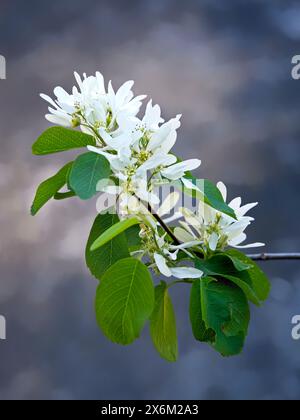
[42,72,264,280]
[175,182,265,255]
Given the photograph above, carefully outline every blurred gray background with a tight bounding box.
[0,0,300,400]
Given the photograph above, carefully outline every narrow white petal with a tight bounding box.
[45,114,71,127]
[87,146,117,163]
[228,232,247,246]
[208,232,219,251]
[101,186,122,195]
[217,182,227,202]
[170,240,203,250]
[137,154,176,174]
[229,197,242,212]
[233,242,265,249]
[163,212,183,224]
[40,94,58,108]
[169,267,203,279]
[174,227,195,243]
[181,177,202,192]
[236,202,258,218]
[180,221,198,237]
[154,253,172,277]
[116,80,134,107]
[161,159,201,180]
[157,192,180,217]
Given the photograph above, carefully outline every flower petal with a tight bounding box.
[157,192,180,217]
[154,253,172,277]
[169,267,203,279]
[161,159,201,180]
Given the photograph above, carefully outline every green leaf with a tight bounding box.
[32,127,96,155]
[222,253,252,272]
[95,258,155,345]
[54,191,76,200]
[86,214,130,281]
[31,162,73,215]
[177,178,236,219]
[150,282,178,362]
[190,279,216,343]
[226,250,271,302]
[196,255,262,306]
[69,152,110,200]
[91,217,141,251]
[125,225,142,252]
[191,277,250,357]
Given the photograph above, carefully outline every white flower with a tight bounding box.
[161,159,202,181]
[175,181,265,252]
[41,71,145,136]
[153,253,203,279]
[126,192,203,280]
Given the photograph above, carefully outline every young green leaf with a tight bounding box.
[196,255,262,306]
[32,127,96,155]
[95,258,155,345]
[91,217,141,251]
[125,225,142,252]
[54,191,76,200]
[191,277,250,357]
[69,152,110,200]
[150,282,178,362]
[86,214,130,281]
[190,279,215,343]
[226,250,271,303]
[31,162,73,215]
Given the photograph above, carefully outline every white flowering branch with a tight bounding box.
[31,70,292,361]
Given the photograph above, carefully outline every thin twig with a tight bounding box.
[152,211,181,245]
[247,253,300,261]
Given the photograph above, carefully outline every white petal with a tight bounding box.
[181,177,202,192]
[163,212,183,224]
[217,182,227,202]
[137,154,177,174]
[174,227,195,243]
[233,242,265,249]
[180,207,202,228]
[53,86,72,103]
[40,94,58,109]
[208,232,219,251]
[229,197,242,212]
[45,114,72,127]
[236,202,258,218]
[87,146,117,164]
[95,71,106,94]
[74,72,83,91]
[154,253,172,277]
[99,128,132,151]
[170,240,203,250]
[115,80,134,107]
[161,159,201,180]
[169,267,203,279]
[100,185,122,195]
[136,186,160,206]
[228,232,247,246]
[224,220,250,240]
[143,100,164,130]
[157,192,180,217]
[179,221,198,238]
[148,115,180,151]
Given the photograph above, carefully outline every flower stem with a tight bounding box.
[147,203,181,245]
